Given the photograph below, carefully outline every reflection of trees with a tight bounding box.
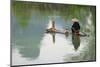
[12,1,34,28]
[72,33,80,50]
[13,23,44,60]
[19,47,40,60]
[12,1,96,32]
[15,38,40,60]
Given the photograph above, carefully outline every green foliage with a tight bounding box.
[12,1,34,28]
[12,1,96,29]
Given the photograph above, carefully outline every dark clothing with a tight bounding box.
[71,22,80,33]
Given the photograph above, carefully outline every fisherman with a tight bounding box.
[71,18,80,35]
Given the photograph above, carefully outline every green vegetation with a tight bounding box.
[12,1,96,28]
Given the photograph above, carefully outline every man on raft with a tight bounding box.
[71,18,80,35]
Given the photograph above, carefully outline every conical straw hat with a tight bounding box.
[72,18,79,22]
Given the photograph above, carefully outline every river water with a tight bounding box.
[11,1,96,66]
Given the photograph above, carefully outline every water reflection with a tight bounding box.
[52,33,56,43]
[72,33,80,50]
[48,33,56,44]
[12,1,96,66]
[19,46,40,60]
[39,33,74,63]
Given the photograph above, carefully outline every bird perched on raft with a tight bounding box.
[46,20,69,35]
[46,20,57,33]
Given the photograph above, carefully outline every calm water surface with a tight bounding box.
[11,1,96,65]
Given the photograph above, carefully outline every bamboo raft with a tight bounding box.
[45,20,89,37]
